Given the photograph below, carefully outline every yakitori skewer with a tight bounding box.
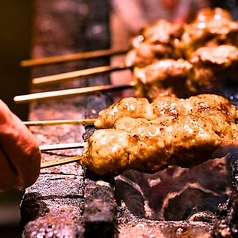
[38,94,238,176]
[14,82,135,104]
[32,64,133,86]
[21,48,128,67]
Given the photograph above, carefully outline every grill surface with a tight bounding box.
[21,1,117,237]
[20,1,237,237]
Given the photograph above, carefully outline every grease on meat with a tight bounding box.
[82,94,238,176]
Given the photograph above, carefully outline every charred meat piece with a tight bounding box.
[125,19,183,67]
[95,94,237,129]
[189,45,238,86]
[125,8,238,100]
[82,94,238,177]
[213,151,238,237]
[189,45,238,68]
[126,8,238,66]
[94,96,153,129]
[181,8,238,57]
[132,58,193,100]
[132,45,238,101]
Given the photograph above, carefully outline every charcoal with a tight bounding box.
[213,150,238,237]
[83,178,117,238]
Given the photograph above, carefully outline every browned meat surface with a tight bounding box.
[125,8,238,100]
[95,94,237,128]
[94,97,153,128]
[133,44,238,100]
[82,94,238,176]
[133,59,193,99]
[125,19,183,67]
[187,45,238,93]
[181,8,238,57]
[189,45,238,67]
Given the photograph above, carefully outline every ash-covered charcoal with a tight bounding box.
[20,174,85,237]
[114,158,231,223]
[117,220,214,238]
[163,185,225,221]
[213,150,238,237]
[188,211,217,223]
[22,215,84,238]
[83,178,117,238]
[115,175,148,218]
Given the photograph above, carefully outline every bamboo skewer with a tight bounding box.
[21,48,128,67]
[32,64,133,86]
[40,142,86,168]
[41,156,81,169]
[14,82,135,104]
[24,118,96,126]
[21,50,132,169]
[39,127,89,167]
[33,119,91,168]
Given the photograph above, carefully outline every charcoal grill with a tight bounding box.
[18,1,238,237]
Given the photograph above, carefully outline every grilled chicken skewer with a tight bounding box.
[82,94,238,176]
[18,8,237,104]
[39,94,238,177]
[14,8,238,105]
[128,8,238,101]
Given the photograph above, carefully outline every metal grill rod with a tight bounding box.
[39,142,85,151]
[39,142,86,152]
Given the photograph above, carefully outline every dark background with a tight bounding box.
[0,1,32,237]
[0,0,32,121]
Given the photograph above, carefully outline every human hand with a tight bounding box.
[0,100,41,191]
